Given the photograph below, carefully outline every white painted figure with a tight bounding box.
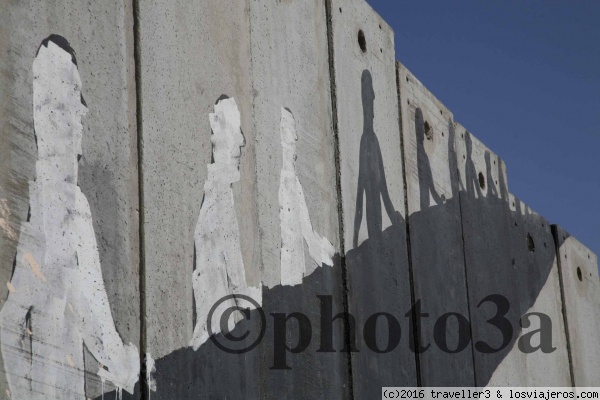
[279,108,335,286]
[0,37,139,399]
[190,97,261,351]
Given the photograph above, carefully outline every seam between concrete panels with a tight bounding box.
[395,62,422,387]
[246,5,270,399]
[457,191,478,386]
[325,1,355,398]
[132,0,147,397]
[551,225,576,387]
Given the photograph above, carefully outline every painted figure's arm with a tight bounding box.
[296,177,335,267]
[375,145,403,225]
[353,147,366,249]
[73,191,139,394]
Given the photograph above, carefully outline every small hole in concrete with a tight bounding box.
[440,110,443,115]
[512,258,516,266]
[406,76,409,82]
[463,155,466,160]
[379,24,382,29]
[424,121,433,140]
[494,160,496,165]
[577,267,582,281]
[514,222,518,227]
[544,242,547,248]
[442,131,445,137]
[339,7,342,13]
[407,99,410,104]
[527,233,535,252]
[380,48,382,53]
[358,30,367,52]
[478,172,485,189]
[512,202,515,207]
[461,133,464,138]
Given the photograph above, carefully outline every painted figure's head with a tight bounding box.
[210,96,245,167]
[33,35,87,182]
[361,69,375,128]
[280,107,298,170]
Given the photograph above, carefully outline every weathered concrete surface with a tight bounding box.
[487,196,570,386]
[0,1,139,398]
[329,0,417,395]
[554,226,600,386]
[397,63,475,386]
[138,0,255,364]
[249,1,348,398]
[455,124,517,387]
[138,0,347,398]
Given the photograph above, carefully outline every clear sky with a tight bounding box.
[366,0,600,261]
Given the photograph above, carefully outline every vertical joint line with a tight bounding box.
[325,1,354,398]
[457,192,478,386]
[132,0,147,398]
[551,225,576,387]
[396,63,422,387]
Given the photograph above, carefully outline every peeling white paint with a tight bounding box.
[146,352,156,396]
[278,108,335,286]
[190,97,262,351]
[0,39,139,399]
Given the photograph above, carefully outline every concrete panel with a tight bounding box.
[329,0,417,396]
[138,1,346,399]
[0,2,139,399]
[553,226,600,386]
[397,63,475,386]
[455,124,517,387]
[249,0,348,398]
[138,0,255,360]
[487,195,570,386]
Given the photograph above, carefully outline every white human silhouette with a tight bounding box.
[279,108,335,286]
[0,37,139,399]
[190,97,261,351]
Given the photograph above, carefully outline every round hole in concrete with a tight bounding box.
[577,267,582,281]
[380,48,382,53]
[527,233,535,252]
[442,131,445,137]
[358,30,367,52]
[478,172,485,190]
[379,24,382,29]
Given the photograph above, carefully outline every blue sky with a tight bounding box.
[366,0,600,260]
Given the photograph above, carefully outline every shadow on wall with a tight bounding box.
[99,70,567,399]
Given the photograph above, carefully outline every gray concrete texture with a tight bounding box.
[397,63,475,386]
[486,195,570,386]
[328,0,417,396]
[554,225,600,386]
[1,0,599,398]
[0,1,139,399]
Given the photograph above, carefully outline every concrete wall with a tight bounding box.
[0,0,598,398]
[0,1,139,399]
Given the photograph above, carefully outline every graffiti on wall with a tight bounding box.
[0,36,139,399]
[190,96,262,351]
[279,107,335,286]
